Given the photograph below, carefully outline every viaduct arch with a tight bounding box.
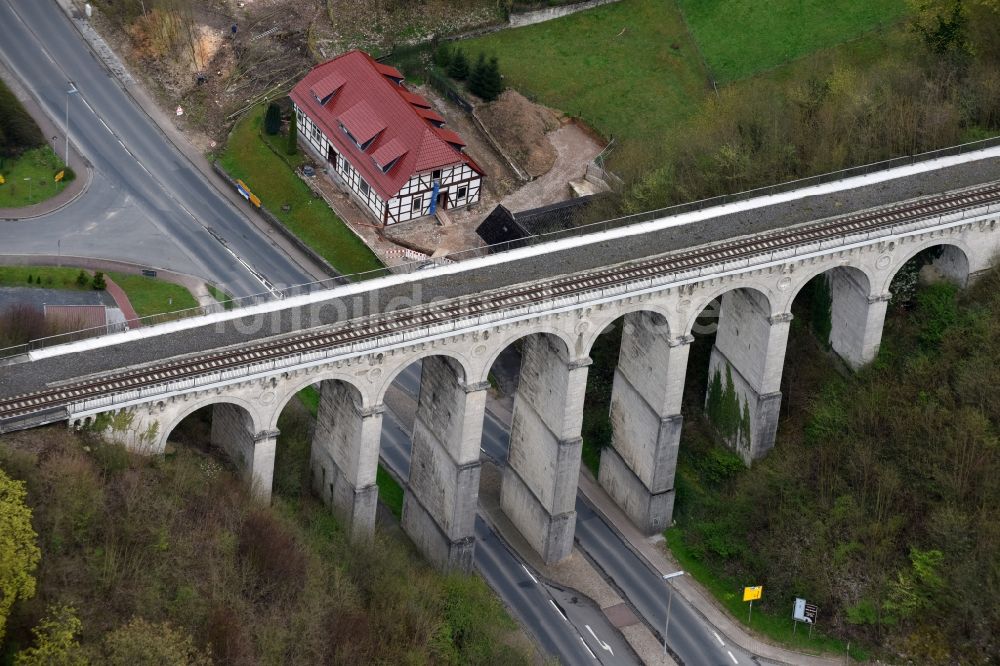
[33,180,999,571]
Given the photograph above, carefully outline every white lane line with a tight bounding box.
[549,600,569,623]
[585,625,614,655]
[579,636,596,659]
[728,649,739,664]
[713,631,725,646]
[520,564,538,585]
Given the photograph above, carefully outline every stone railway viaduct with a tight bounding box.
[3,148,1000,571]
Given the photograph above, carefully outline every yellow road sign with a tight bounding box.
[743,586,763,602]
[54,170,64,182]
[0,174,5,184]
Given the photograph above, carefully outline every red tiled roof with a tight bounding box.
[434,127,466,148]
[416,107,445,125]
[399,89,432,108]
[373,61,404,79]
[290,50,481,200]
[371,137,407,169]
[339,100,386,146]
[310,72,346,102]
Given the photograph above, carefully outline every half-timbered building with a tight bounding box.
[290,50,483,225]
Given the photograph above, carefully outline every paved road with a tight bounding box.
[392,362,748,666]
[0,0,311,297]
[378,405,634,665]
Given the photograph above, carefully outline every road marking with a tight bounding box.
[585,625,614,655]
[728,649,739,664]
[579,636,596,659]
[548,600,569,623]
[520,564,538,585]
[713,631,725,646]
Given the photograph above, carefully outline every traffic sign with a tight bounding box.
[743,586,762,602]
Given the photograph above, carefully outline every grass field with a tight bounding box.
[462,0,709,143]
[0,265,199,319]
[677,0,907,83]
[218,106,383,277]
[107,272,198,317]
[0,146,68,208]
[0,265,92,290]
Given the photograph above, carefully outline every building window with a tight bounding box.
[457,186,467,199]
[411,196,422,214]
[432,169,442,180]
[360,180,370,197]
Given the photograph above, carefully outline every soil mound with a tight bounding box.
[478,90,560,178]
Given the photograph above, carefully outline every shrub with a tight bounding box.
[91,271,106,290]
[98,617,211,666]
[75,270,88,287]
[13,604,86,666]
[60,167,76,183]
[237,510,307,599]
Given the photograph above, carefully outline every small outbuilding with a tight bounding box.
[475,196,597,251]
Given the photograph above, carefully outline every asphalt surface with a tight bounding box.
[4,149,1000,397]
[377,384,634,666]
[0,0,311,297]
[391,362,752,666]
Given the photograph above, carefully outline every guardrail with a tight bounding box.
[14,197,994,424]
[1,136,997,361]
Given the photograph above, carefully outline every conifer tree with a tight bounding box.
[469,52,488,98]
[447,48,469,81]
[264,102,282,135]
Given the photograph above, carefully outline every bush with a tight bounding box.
[91,271,106,291]
[98,617,211,666]
[75,270,88,287]
[60,166,76,183]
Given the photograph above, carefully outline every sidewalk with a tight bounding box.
[576,473,844,666]
[51,0,330,283]
[0,59,92,221]
[484,391,843,666]
[103,274,139,328]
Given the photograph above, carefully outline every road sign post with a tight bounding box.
[743,586,762,624]
[793,597,819,637]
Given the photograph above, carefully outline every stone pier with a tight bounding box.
[827,268,889,369]
[311,380,382,540]
[501,334,589,564]
[212,403,278,502]
[401,356,486,572]
[599,311,689,535]
[708,289,790,462]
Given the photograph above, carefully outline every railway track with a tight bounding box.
[2,181,999,426]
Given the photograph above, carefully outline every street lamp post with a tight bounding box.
[65,82,78,167]
[23,177,32,203]
[663,570,685,656]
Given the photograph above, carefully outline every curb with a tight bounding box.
[0,161,94,221]
[0,54,94,221]
[52,0,329,283]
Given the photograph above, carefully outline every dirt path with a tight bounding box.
[500,123,604,213]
